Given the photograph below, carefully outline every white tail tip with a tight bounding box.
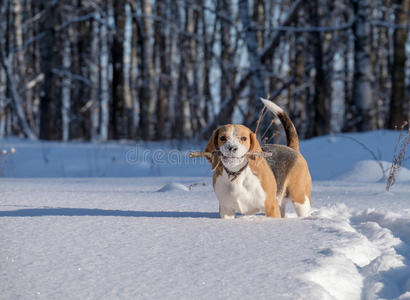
[260,98,284,115]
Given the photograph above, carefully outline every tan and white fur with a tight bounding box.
[205,98,312,219]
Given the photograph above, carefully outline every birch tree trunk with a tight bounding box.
[388,0,409,128]
[99,11,110,141]
[0,68,5,137]
[61,31,71,142]
[123,3,133,138]
[201,5,215,124]
[130,8,140,139]
[12,0,28,115]
[90,13,100,141]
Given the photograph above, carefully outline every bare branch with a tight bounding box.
[337,134,387,178]
[386,123,410,191]
[51,68,91,86]
[371,20,410,29]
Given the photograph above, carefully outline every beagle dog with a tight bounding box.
[205,98,311,219]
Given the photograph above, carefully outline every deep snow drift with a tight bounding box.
[1,130,409,299]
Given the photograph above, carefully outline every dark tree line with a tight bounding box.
[0,0,409,142]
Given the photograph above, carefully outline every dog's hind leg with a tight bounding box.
[290,192,311,217]
[278,196,288,218]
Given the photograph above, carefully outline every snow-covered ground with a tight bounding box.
[1,130,409,299]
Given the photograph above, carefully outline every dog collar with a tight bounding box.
[223,161,249,182]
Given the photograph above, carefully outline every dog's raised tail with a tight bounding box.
[260,98,300,152]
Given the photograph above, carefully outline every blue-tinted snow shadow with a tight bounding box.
[0,208,219,219]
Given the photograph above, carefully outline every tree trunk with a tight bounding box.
[291,10,308,138]
[388,0,409,129]
[201,4,215,124]
[186,4,203,135]
[39,1,57,140]
[154,0,168,140]
[238,0,267,131]
[12,0,29,119]
[219,0,235,123]
[351,0,375,131]
[111,0,125,139]
[100,10,110,141]
[138,0,156,140]
[306,0,330,137]
[61,31,71,141]
[253,0,265,50]
[90,13,100,141]
[123,3,133,139]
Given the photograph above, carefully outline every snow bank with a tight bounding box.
[157,182,190,192]
[302,130,410,180]
[340,160,410,183]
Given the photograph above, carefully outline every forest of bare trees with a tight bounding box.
[0,0,409,142]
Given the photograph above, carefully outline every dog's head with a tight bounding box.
[205,124,262,171]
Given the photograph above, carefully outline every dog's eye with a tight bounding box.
[219,136,227,141]
[241,137,247,141]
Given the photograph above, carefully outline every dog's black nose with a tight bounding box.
[228,146,238,153]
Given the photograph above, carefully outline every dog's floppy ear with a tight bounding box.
[205,128,220,170]
[249,132,262,156]
[248,132,263,171]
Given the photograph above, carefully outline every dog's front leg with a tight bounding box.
[219,205,235,219]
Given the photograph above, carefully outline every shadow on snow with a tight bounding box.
[0,207,219,219]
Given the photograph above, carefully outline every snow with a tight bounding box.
[341,160,410,183]
[1,130,409,299]
[157,182,190,192]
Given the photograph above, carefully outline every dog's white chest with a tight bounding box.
[214,166,266,216]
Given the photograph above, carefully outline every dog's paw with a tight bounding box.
[220,214,235,220]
